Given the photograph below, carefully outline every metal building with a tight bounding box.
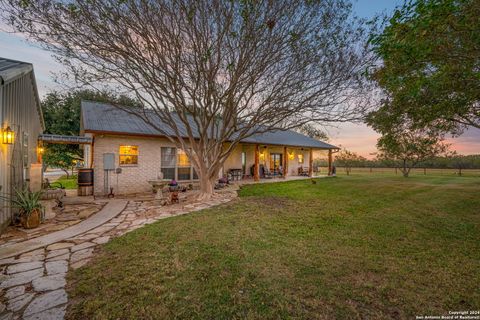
[0,58,44,232]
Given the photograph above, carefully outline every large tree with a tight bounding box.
[2,0,375,199]
[376,125,449,177]
[42,89,139,177]
[369,0,480,134]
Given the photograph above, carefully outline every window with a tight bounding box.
[177,149,191,180]
[177,149,191,166]
[119,145,138,165]
[161,147,198,181]
[298,153,304,164]
[161,147,176,180]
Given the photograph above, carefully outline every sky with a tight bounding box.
[0,0,478,158]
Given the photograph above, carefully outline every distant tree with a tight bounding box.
[1,0,375,200]
[449,152,468,176]
[369,0,480,135]
[376,127,449,177]
[42,89,139,176]
[334,149,367,175]
[296,124,329,142]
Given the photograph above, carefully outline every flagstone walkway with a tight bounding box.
[0,189,237,320]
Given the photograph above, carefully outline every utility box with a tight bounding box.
[103,153,115,170]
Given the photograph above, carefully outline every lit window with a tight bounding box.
[298,153,304,164]
[119,145,138,165]
[177,149,191,167]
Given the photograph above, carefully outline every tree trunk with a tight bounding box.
[62,168,70,179]
[402,160,409,177]
[196,165,218,201]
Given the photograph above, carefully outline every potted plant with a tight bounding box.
[11,188,43,229]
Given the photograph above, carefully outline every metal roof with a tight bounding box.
[0,57,45,130]
[81,100,338,149]
[39,134,93,145]
[0,58,34,85]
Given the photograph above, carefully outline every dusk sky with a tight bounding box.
[0,0,478,158]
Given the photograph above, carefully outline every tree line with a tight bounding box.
[314,151,480,174]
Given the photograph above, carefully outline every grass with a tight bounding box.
[56,174,78,189]
[66,175,480,319]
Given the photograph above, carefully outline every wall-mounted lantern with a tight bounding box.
[2,126,14,144]
[288,151,295,160]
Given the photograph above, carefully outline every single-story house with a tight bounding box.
[0,58,44,231]
[80,101,338,196]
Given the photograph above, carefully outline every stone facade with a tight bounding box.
[88,134,312,196]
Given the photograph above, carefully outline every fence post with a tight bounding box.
[424,168,426,175]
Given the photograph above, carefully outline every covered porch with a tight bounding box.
[222,143,338,182]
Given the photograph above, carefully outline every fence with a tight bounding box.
[315,167,480,177]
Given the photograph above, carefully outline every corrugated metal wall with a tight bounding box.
[0,71,43,230]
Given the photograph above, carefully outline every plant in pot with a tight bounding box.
[11,188,43,229]
[168,179,179,192]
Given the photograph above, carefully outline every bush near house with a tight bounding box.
[67,176,480,319]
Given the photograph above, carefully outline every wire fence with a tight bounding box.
[315,167,480,177]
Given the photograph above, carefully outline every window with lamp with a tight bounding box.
[298,153,304,164]
[119,145,138,165]
[161,147,198,181]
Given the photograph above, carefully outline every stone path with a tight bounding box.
[0,201,127,260]
[0,189,237,320]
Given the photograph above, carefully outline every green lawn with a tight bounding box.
[56,174,78,189]
[66,175,480,319]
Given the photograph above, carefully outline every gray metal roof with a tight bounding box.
[39,134,93,145]
[0,57,45,130]
[0,58,34,85]
[81,100,338,149]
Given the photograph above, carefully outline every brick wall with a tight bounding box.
[92,135,173,195]
[92,134,314,196]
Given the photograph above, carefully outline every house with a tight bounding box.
[80,101,338,196]
[0,58,44,231]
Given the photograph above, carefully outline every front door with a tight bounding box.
[270,153,282,175]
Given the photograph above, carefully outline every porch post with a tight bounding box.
[328,149,333,176]
[283,146,288,178]
[309,149,313,177]
[254,144,259,181]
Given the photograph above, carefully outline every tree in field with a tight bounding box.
[42,90,139,177]
[448,152,468,176]
[369,0,480,135]
[296,124,329,142]
[376,125,449,177]
[334,149,366,175]
[1,0,376,199]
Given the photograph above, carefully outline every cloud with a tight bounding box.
[0,31,63,96]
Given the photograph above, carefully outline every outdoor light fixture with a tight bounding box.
[288,151,295,160]
[38,146,45,154]
[2,126,14,144]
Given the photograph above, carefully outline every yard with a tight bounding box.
[56,174,78,189]
[66,175,480,319]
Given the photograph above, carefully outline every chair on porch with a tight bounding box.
[298,167,309,176]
